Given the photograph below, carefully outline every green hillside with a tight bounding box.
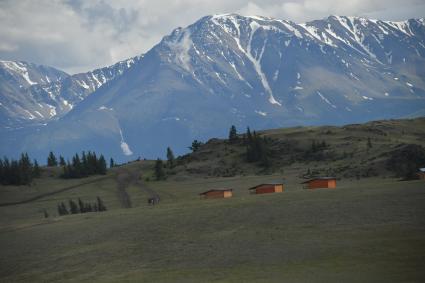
[1,118,425,282]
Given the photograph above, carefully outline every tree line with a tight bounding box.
[57,196,107,216]
[152,125,273,180]
[46,151,107,179]
[229,125,272,167]
[0,153,40,185]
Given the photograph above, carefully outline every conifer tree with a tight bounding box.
[78,198,85,213]
[110,158,115,168]
[96,196,107,211]
[33,159,41,177]
[47,151,58,167]
[61,202,69,215]
[19,153,32,184]
[228,125,238,143]
[245,130,271,166]
[97,155,107,175]
[72,153,82,178]
[59,155,66,166]
[58,202,69,215]
[246,127,253,144]
[154,158,166,180]
[189,140,203,152]
[43,209,49,218]
[166,147,175,168]
[69,200,79,214]
[57,204,63,216]
[82,151,88,172]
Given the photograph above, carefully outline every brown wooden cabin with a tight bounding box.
[199,189,233,199]
[418,168,425,180]
[249,183,284,194]
[301,177,336,189]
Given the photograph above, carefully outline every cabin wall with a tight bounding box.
[223,191,233,198]
[255,185,284,194]
[308,179,336,189]
[204,191,232,199]
[204,191,224,198]
[328,179,337,188]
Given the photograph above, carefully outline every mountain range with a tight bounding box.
[0,56,142,128]
[1,14,425,162]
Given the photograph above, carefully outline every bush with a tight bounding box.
[386,144,425,180]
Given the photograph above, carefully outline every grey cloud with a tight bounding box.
[0,0,423,74]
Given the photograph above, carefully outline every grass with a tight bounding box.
[1,118,425,282]
[0,174,424,282]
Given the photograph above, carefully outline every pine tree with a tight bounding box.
[33,159,41,178]
[97,155,107,175]
[96,196,107,211]
[69,200,79,214]
[154,158,166,180]
[81,151,88,173]
[61,160,72,179]
[78,198,85,213]
[19,153,32,184]
[47,151,58,167]
[57,204,62,216]
[166,147,175,168]
[43,209,49,218]
[87,151,97,175]
[58,202,69,216]
[61,202,69,215]
[246,127,253,145]
[110,158,115,168]
[245,130,270,166]
[189,140,203,152]
[72,153,82,177]
[59,155,66,166]
[228,125,238,143]
[0,159,4,184]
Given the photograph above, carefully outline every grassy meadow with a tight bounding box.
[1,118,425,282]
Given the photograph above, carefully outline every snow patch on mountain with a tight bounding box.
[168,30,193,72]
[1,60,37,85]
[246,21,281,106]
[317,91,337,108]
[119,128,133,156]
[255,110,267,116]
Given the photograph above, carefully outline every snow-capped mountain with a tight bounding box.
[1,14,425,161]
[0,60,67,126]
[0,55,143,128]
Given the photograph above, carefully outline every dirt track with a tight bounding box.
[0,176,111,207]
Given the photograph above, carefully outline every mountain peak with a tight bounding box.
[2,14,425,160]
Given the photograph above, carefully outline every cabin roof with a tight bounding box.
[248,183,283,190]
[199,189,232,195]
[301,177,336,184]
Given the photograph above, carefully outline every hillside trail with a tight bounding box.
[114,165,170,207]
[115,167,133,208]
[0,176,111,207]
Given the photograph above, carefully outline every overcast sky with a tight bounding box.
[1,0,424,74]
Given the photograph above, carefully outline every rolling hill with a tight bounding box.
[0,118,425,282]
